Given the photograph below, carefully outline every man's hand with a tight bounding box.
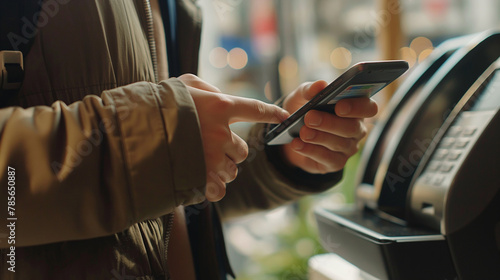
[178,74,289,202]
[282,80,378,174]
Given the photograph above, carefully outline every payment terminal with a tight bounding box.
[314,30,500,280]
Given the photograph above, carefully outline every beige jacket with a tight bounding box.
[0,0,341,279]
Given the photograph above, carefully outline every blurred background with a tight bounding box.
[196,0,500,279]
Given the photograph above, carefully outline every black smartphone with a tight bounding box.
[265,60,409,145]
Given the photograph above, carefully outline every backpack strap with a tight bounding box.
[0,0,42,107]
[0,50,24,88]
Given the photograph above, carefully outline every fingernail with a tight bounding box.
[307,111,322,127]
[337,102,352,116]
[293,139,305,150]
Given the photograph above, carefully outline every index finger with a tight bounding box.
[228,96,290,124]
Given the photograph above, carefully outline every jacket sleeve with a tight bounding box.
[216,123,343,221]
[0,78,206,248]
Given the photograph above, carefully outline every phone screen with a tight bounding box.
[265,61,409,145]
[328,83,386,104]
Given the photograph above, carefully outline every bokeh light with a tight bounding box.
[228,48,249,70]
[264,81,273,101]
[418,48,434,63]
[330,47,352,69]
[400,47,417,68]
[278,56,298,80]
[409,36,434,64]
[410,36,433,55]
[209,47,228,68]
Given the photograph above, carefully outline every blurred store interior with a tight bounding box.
[196,0,500,279]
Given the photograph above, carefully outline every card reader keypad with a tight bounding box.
[423,128,475,186]
[420,111,494,187]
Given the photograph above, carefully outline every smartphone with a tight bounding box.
[265,60,409,145]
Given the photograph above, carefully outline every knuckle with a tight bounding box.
[222,161,238,182]
[216,95,234,111]
[330,155,348,172]
[183,73,197,79]
[205,155,224,177]
[300,81,313,93]
[229,164,239,181]
[238,143,249,161]
[179,73,197,83]
[315,162,329,175]
[317,151,346,173]
[342,140,358,157]
[346,119,363,137]
[359,122,368,138]
[332,138,351,152]
[180,74,211,90]
[351,139,360,155]
[300,81,310,88]
[253,101,267,120]
[205,178,226,202]
[346,138,358,154]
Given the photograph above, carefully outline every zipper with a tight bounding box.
[143,0,159,83]
[142,2,171,278]
[164,212,175,280]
